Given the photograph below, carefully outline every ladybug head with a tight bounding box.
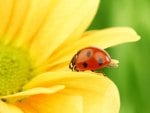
[69,54,78,71]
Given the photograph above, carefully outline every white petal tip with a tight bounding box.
[108,59,119,68]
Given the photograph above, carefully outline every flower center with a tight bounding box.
[0,44,33,96]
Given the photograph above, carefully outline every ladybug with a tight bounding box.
[69,47,112,71]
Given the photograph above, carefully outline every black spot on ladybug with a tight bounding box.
[82,62,88,68]
[86,51,91,57]
[98,58,103,65]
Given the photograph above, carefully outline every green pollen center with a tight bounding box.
[0,45,33,96]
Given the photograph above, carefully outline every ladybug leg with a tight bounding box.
[74,66,80,72]
[92,69,105,75]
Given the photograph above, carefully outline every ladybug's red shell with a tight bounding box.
[69,47,111,71]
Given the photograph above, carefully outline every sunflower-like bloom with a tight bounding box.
[0,0,140,113]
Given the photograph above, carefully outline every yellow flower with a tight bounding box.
[0,0,140,113]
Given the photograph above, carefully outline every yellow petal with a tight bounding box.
[0,0,14,38]
[0,0,55,44]
[80,27,140,48]
[23,71,120,113]
[29,0,100,67]
[17,94,83,113]
[13,0,54,47]
[0,85,64,102]
[1,0,30,44]
[40,27,140,70]
[0,100,23,113]
[23,71,103,89]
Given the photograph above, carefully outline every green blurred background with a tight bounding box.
[89,0,150,113]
